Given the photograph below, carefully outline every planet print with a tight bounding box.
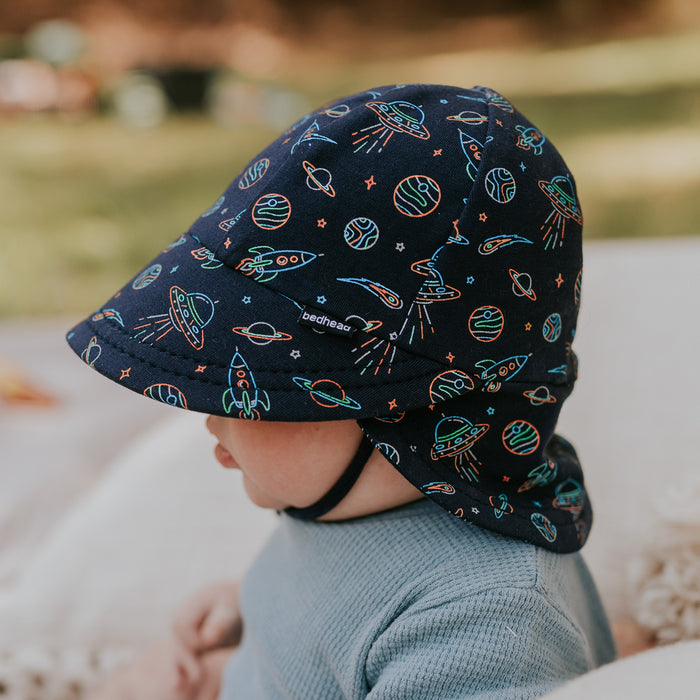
[251,193,291,230]
[484,167,516,204]
[393,175,441,217]
[132,263,162,290]
[468,305,504,342]
[502,420,540,456]
[343,217,380,250]
[144,383,188,409]
[429,370,475,403]
[231,321,293,346]
[292,377,362,410]
[238,158,270,190]
[542,313,562,343]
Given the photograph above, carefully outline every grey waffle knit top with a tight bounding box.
[218,499,615,699]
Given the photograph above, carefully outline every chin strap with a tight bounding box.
[284,434,375,521]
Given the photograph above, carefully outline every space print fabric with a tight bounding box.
[67,83,590,552]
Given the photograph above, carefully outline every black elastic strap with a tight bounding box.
[285,434,374,521]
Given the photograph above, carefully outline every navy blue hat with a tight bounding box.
[67,83,590,552]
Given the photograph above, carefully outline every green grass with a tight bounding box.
[1,82,699,317]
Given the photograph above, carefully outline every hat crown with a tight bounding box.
[190,84,582,385]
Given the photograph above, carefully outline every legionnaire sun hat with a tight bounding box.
[67,83,590,553]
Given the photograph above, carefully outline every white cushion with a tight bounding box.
[541,640,700,698]
[0,410,277,651]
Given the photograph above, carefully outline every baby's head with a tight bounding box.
[205,416,422,519]
[67,83,588,551]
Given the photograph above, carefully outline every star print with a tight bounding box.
[282,137,291,144]
[433,149,443,156]
[388,399,398,410]
[242,296,251,304]
[114,292,121,298]
[466,276,475,285]
[195,365,207,373]
[428,404,435,411]
[317,218,327,228]
[395,242,405,252]
[365,175,376,190]
[525,322,532,331]
[496,119,503,127]
[290,350,301,359]
[478,212,488,222]
[224,238,231,249]
[119,368,131,380]
[446,352,455,363]
[520,162,526,172]
[389,332,398,341]
[555,273,564,288]
[170,266,179,274]
[471,507,480,515]
[487,407,495,415]
[410,445,417,452]
[316,295,327,304]
[502,475,510,482]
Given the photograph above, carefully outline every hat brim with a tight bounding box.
[66,232,447,421]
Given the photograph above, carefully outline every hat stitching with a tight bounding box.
[84,319,447,391]
[87,317,572,391]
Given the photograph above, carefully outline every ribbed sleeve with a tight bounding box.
[218,500,615,699]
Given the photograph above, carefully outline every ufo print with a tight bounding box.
[351,334,398,377]
[515,125,546,155]
[352,100,430,154]
[553,478,585,513]
[399,254,461,345]
[231,321,293,346]
[292,377,362,410]
[431,415,489,482]
[412,261,461,303]
[539,175,583,250]
[132,286,215,350]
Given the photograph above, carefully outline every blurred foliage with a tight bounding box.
[0,0,656,34]
[1,78,698,318]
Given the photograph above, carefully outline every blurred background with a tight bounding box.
[1,7,700,688]
[1,0,699,318]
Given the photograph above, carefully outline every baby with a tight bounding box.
[68,83,616,699]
